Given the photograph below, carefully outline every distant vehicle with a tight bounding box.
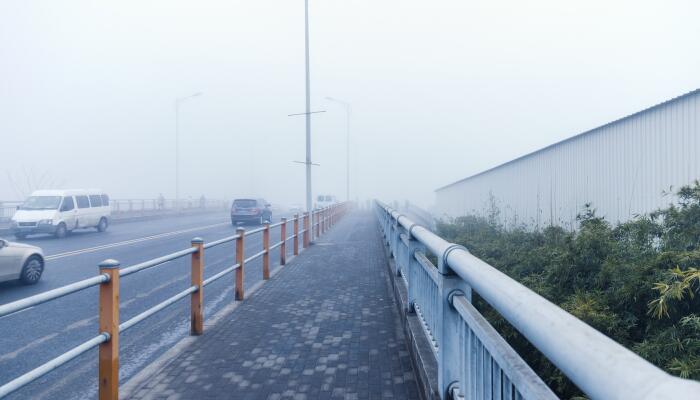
[315,195,337,210]
[288,203,304,214]
[231,198,272,225]
[0,238,44,284]
[10,189,111,239]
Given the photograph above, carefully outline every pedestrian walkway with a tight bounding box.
[126,211,420,400]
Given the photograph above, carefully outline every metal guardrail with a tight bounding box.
[109,198,228,213]
[0,198,227,224]
[376,201,700,400]
[0,203,351,399]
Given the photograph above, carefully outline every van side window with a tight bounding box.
[61,197,75,212]
[76,195,90,209]
[101,194,110,206]
[89,195,103,207]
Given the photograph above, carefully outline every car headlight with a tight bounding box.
[38,219,53,225]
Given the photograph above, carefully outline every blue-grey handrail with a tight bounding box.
[377,201,700,400]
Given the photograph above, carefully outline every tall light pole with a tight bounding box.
[304,0,312,212]
[175,92,202,208]
[325,97,351,202]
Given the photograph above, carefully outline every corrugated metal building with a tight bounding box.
[435,89,700,229]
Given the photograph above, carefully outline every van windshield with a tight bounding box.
[21,196,62,210]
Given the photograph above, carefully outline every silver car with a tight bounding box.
[0,238,44,284]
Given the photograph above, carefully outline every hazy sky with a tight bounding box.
[1,0,699,207]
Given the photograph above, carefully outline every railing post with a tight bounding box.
[315,211,321,237]
[280,218,287,265]
[263,223,270,280]
[303,212,310,248]
[235,228,245,300]
[98,259,120,400]
[190,238,204,335]
[406,235,425,314]
[437,251,472,398]
[293,214,299,256]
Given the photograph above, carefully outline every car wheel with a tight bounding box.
[97,218,108,232]
[20,256,43,285]
[54,223,67,239]
[14,233,27,240]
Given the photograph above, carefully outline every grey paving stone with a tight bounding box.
[129,211,419,399]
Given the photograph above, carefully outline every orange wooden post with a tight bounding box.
[293,214,299,256]
[280,217,287,265]
[235,228,245,300]
[98,259,120,400]
[303,212,310,248]
[263,223,270,280]
[315,211,320,238]
[190,238,204,335]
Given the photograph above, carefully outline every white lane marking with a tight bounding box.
[0,306,34,320]
[45,222,230,260]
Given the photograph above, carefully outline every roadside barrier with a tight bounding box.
[376,201,700,400]
[0,202,351,399]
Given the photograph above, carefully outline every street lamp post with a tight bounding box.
[304,0,312,212]
[325,97,351,202]
[175,92,202,208]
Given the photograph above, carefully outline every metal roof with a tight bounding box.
[435,88,700,192]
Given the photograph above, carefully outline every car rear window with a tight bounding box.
[89,195,103,207]
[76,195,90,209]
[233,199,257,208]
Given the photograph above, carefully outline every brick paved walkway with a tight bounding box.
[127,211,420,400]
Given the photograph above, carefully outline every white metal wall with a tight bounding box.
[435,90,700,229]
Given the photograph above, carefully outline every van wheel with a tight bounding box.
[97,218,108,232]
[54,223,67,239]
[20,256,44,285]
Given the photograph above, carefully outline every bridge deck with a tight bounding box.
[126,211,420,400]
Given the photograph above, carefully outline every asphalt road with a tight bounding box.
[0,210,298,399]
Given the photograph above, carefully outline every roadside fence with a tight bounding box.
[0,202,351,399]
[376,201,700,400]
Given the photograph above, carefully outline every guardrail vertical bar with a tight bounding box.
[235,228,245,300]
[280,217,287,265]
[303,212,310,248]
[293,214,300,256]
[190,238,204,335]
[437,250,472,398]
[406,237,424,314]
[263,223,270,280]
[98,259,120,400]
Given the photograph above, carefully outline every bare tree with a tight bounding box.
[6,167,66,200]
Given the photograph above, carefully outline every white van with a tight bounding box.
[10,189,111,239]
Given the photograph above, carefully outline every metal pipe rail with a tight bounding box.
[376,201,700,400]
[0,202,352,399]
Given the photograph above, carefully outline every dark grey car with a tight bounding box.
[231,198,272,226]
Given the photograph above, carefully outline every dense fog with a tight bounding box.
[1,0,699,207]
